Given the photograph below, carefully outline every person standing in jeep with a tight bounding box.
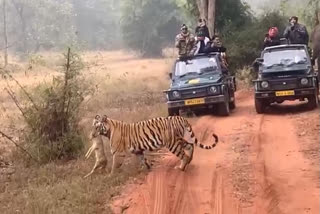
[175,24,196,58]
[263,27,281,49]
[283,16,309,45]
[195,19,210,39]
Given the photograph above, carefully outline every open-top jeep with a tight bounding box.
[252,44,319,113]
[164,53,236,116]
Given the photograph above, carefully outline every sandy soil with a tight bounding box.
[112,91,320,214]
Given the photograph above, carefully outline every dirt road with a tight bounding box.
[112,90,320,214]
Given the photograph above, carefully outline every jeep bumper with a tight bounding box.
[167,95,225,108]
[255,87,317,100]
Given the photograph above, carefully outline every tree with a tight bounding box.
[195,0,216,36]
[2,0,8,66]
[121,0,182,57]
[72,0,122,50]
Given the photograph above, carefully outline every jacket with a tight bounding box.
[175,33,196,57]
[283,23,309,45]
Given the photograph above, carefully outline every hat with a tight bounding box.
[268,27,278,38]
[196,28,205,37]
[181,24,188,31]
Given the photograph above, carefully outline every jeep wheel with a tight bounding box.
[217,91,230,116]
[229,90,236,110]
[255,98,266,114]
[307,93,319,110]
[168,108,179,116]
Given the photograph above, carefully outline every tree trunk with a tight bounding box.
[2,0,8,66]
[201,0,208,21]
[196,0,215,35]
[208,0,216,36]
[196,0,208,20]
[12,0,27,52]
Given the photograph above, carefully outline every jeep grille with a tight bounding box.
[180,87,207,99]
[270,79,297,90]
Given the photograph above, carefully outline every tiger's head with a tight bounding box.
[89,114,111,140]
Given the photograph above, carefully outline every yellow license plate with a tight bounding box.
[188,79,200,84]
[185,98,205,105]
[275,90,295,96]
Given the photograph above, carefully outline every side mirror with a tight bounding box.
[311,58,315,66]
[255,58,264,64]
[168,72,172,79]
[252,58,263,72]
[253,58,263,67]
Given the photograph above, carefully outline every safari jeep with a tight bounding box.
[164,53,236,116]
[252,44,319,114]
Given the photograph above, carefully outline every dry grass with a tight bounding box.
[0,50,174,213]
[235,66,257,88]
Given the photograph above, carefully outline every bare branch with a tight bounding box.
[61,47,71,135]
[1,69,39,111]
[0,129,39,163]
[3,0,8,66]
[5,87,27,119]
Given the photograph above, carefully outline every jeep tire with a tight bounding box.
[217,91,230,116]
[255,98,266,114]
[168,108,179,116]
[307,92,319,110]
[229,90,236,110]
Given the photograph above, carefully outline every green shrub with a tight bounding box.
[20,48,93,164]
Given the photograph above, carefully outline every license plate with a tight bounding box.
[185,98,205,105]
[275,90,295,96]
[188,79,200,84]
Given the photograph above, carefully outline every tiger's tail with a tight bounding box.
[184,121,219,149]
[194,133,219,149]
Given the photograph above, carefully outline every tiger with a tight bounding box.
[84,114,219,178]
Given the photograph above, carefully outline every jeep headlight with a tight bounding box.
[261,81,269,89]
[300,78,308,85]
[172,91,180,98]
[209,86,217,93]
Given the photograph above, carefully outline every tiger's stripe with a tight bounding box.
[86,115,219,177]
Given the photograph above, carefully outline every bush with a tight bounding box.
[19,48,93,164]
[28,54,47,67]
[235,66,257,86]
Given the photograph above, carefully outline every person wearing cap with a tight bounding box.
[204,35,229,68]
[195,19,210,39]
[175,24,195,58]
[193,29,210,55]
[204,35,227,53]
[283,16,309,45]
[263,27,281,49]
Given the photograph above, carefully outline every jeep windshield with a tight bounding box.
[262,49,308,71]
[174,57,220,78]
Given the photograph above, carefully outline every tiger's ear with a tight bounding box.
[101,115,108,122]
[95,115,101,121]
